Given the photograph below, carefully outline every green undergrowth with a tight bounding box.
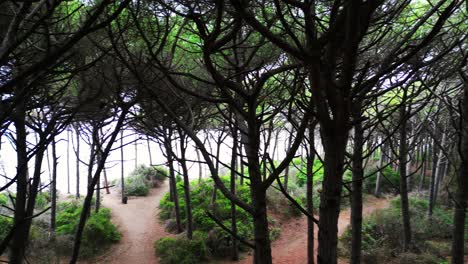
[338,196,455,264]
[157,176,280,262]
[55,200,121,257]
[363,166,401,194]
[120,165,169,196]
[154,231,209,264]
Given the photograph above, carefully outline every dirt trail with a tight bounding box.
[227,196,390,264]
[92,181,170,264]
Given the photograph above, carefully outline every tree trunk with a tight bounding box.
[69,107,129,264]
[134,135,138,169]
[284,130,293,191]
[350,104,364,264]
[179,132,193,239]
[306,121,316,264]
[230,125,239,260]
[418,141,428,191]
[67,129,71,194]
[120,130,126,203]
[251,189,272,264]
[317,125,348,264]
[429,131,446,216]
[375,143,386,196]
[103,167,110,194]
[239,142,244,185]
[196,148,203,183]
[51,138,58,232]
[9,96,29,264]
[147,136,153,165]
[165,133,182,233]
[452,78,468,264]
[399,104,412,251]
[76,127,81,198]
[210,137,222,208]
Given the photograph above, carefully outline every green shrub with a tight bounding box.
[363,166,400,194]
[339,196,453,262]
[56,202,121,257]
[122,165,169,196]
[124,174,150,196]
[35,192,51,210]
[0,215,12,242]
[81,208,121,256]
[154,232,208,264]
[0,192,8,206]
[294,159,324,187]
[132,165,169,183]
[159,177,257,256]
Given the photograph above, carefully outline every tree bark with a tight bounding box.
[317,124,348,264]
[399,104,412,251]
[429,130,446,216]
[76,127,81,198]
[418,140,428,191]
[251,189,271,264]
[452,77,468,264]
[284,129,293,191]
[147,136,153,165]
[350,104,364,264]
[67,129,71,194]
[9,95,29,264]
[375,143,386,196]
[69,106,129,264]
[306,121,316,264]
[51,138,58,232]
[120,130,126,203]
[179,131,193,239]
[165,132,182,233]
[230,124,239,260]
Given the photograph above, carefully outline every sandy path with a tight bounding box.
[92,181,170,264]
[226,196,389,264]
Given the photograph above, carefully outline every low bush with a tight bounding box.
[35,192,51,210]
[0,215,12,242]
[133,165,169,184]
[154,231,209,264]
[363,166,400,194]
[121,165,169,196]
[0,192,8,206]
[56,201,121,257]
[159,176,273,258]
[124,175,150,196]
[338,196,452,263]
[294,159,324,187]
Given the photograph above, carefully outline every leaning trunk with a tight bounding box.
[179,133,193,239]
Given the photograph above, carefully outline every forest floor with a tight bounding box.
[87,180,171,264]
[90,185,388,264]
[223,195,390,264]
